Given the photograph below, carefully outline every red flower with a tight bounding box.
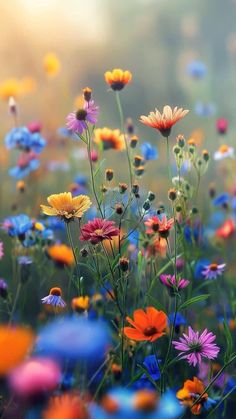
[145,214,174,238]
[123,307,167,342]
[216,219,235,238]
[216,118,228,135]
[80,218,120,245]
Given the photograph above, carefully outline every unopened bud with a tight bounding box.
[83,87,92,102]
[130,135,138,148]
[168,188,177,201]
[143,200,151,211]
[134,155,143,167]
[119,183,128,194]
[106,169,114,181]
[115,203,123,215]
[80,248,88,257]
[147,191,155,201]
[119,257,129,272]
[202,149,209,162]
[16,180,25,193]
[132,183,139,194]
[176,135,185,148]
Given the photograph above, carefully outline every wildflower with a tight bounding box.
[186,60,207,78]
[71,296,90,313]
[104,68,132,90]
[195,102,216,117]
[123,307,167,342]
[5,126,46,153]
[43,393,90,419]
[145,214,174,238]
[119,257,129,272]
[42,287,66,308]
[27,120,42,133]
[133,390,158,412]
[80,218,120,244]
[140,105,189,138]
[46,244,74,267]
[16,180,26,192]
[105,168,114,181]
[17,256,33,265]
[66,100,99,135]
[1,214,32,239]
[93,127,125,150]
[173,326,220,366]
[9,152,40,179]
[0,78,22,100]
[141,142,158,160]
[9,358,61,397]
[0,242,4,260]
[216,118,228,135]
[141,355,161,381]
[216,219,235,238]
[35,317,110,365]
[160,274,189,293]
[176,377,208,415]
[40,192,91,221]
[0,279,8,299]
[201,262,226,280]
[214,144,234,160]
[43,53,60,77]
[213,193,229,207]
[0,326,34,375]
[83,86,92,102]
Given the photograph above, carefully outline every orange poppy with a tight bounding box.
[176,377,208,415]
[123,307,167,342]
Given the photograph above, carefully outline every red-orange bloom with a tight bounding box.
[104,69,132,91]
[145,214,174,238]
[123,307,167,342]
[216,219,235,239]
[140,105,189,137]
[43,393,89,419]
[176,377,208,415]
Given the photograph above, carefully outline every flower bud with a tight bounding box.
[80,248,88,257]
[119,257,129,272]
[130,135,138,148]
[126,118,134,135]
[119,183,128,194]
[106,169,114,181]
[143,200,151,211]
[16,180,25,193]
[83,87,92,102]
[101,185,108,193]
[135,166,145,176]
[202,149,209,162]
[133,155,143,167]
[208,183,216,199]
[115,203,123,215]
[168,188,177,201]
[147,191,155,201]
[173,145,180,155]
[132,183,139,194]
[176,134,185,148]
[8,96,17,115]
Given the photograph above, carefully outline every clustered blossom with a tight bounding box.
[173,326,220,366]
[160,274,189,293]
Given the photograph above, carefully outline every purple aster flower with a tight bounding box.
[201,263,226,280]
[160,274,189,295]
[66,100,99,135]
[17,256,33,265]
[173,326,220,366]
[41,287,66,308]
[0,242,4,260]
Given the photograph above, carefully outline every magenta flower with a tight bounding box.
[66,100,99,135]
[160,274,189,293]
[80,218,120,245]
[201,263,226,280]
[173,326,220,366]
[0,242,4,260]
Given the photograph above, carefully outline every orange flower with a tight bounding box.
[47,243,74,267]
[71,296,90,312]
[140,105,189,138]
[43,393,89,419]
[0,326,34,375]
[40,192,91,221]
[123,307,167,342]
[93,127,125,151]
[104,68,132,91]
[176,377,208,415]
[0,78,22,101]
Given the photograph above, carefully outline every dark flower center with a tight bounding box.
[76,109,87,121]
[209,263,218,271]
[144,326,157,336]
[189,342,202,353]
[152,222,159,232]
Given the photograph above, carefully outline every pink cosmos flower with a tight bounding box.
[160,274,189,293]
[9,358,61,397]
[173,326,220,366]
[201,263,226,280]
[0,242,4,260]
[66,100,99,135]
[80,218,120,245]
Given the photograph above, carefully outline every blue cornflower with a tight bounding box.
[186,61,207,78]
[142,355,161,381]
[213,193,230,207]
[74,174,88,186]
[9,158,40,179]
[35,317,110,366]
[195,102,216,117]
[141,142,158,161]
[168,312,187,327]
[2,214,33,238]
[5,127,46,153]
[45,216,65,231]
[194,258,210,280]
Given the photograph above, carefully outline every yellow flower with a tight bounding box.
[104,68,132,91]
[43,53,61,77]
[94,127,125,151]
[0,78,22,101]
[40,192,92,221]
[71,296,90,312]
[0,326,34,375]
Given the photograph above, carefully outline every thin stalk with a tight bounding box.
[8,282,22,325]
[115,91,133,187]
[166,136,172,184]
[66,222,82,296]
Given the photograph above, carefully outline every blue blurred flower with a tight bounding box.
[5,127,46,153]
[186,61,207,78]
[194,258,210,280]
[2,214,33,238]
[168,312,187,327]
[142,355,161,381]
[195,102,216,117]
[213,193,230,207]
[35,317,110,366]
[9,158,40,179]
[141,142,158,160]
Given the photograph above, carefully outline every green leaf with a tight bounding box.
[223,320,233,363]
[178,294,209,311]
[94,159,106,178]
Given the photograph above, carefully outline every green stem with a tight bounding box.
[115,91,133,187]
[66,222,82,296]
[8,282,22,325]
[166,136,172,184]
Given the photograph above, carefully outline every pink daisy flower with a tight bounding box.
[173,326,220,366]
[66,100,99,135]
[201,263,226,280]
[80,218,120,245]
